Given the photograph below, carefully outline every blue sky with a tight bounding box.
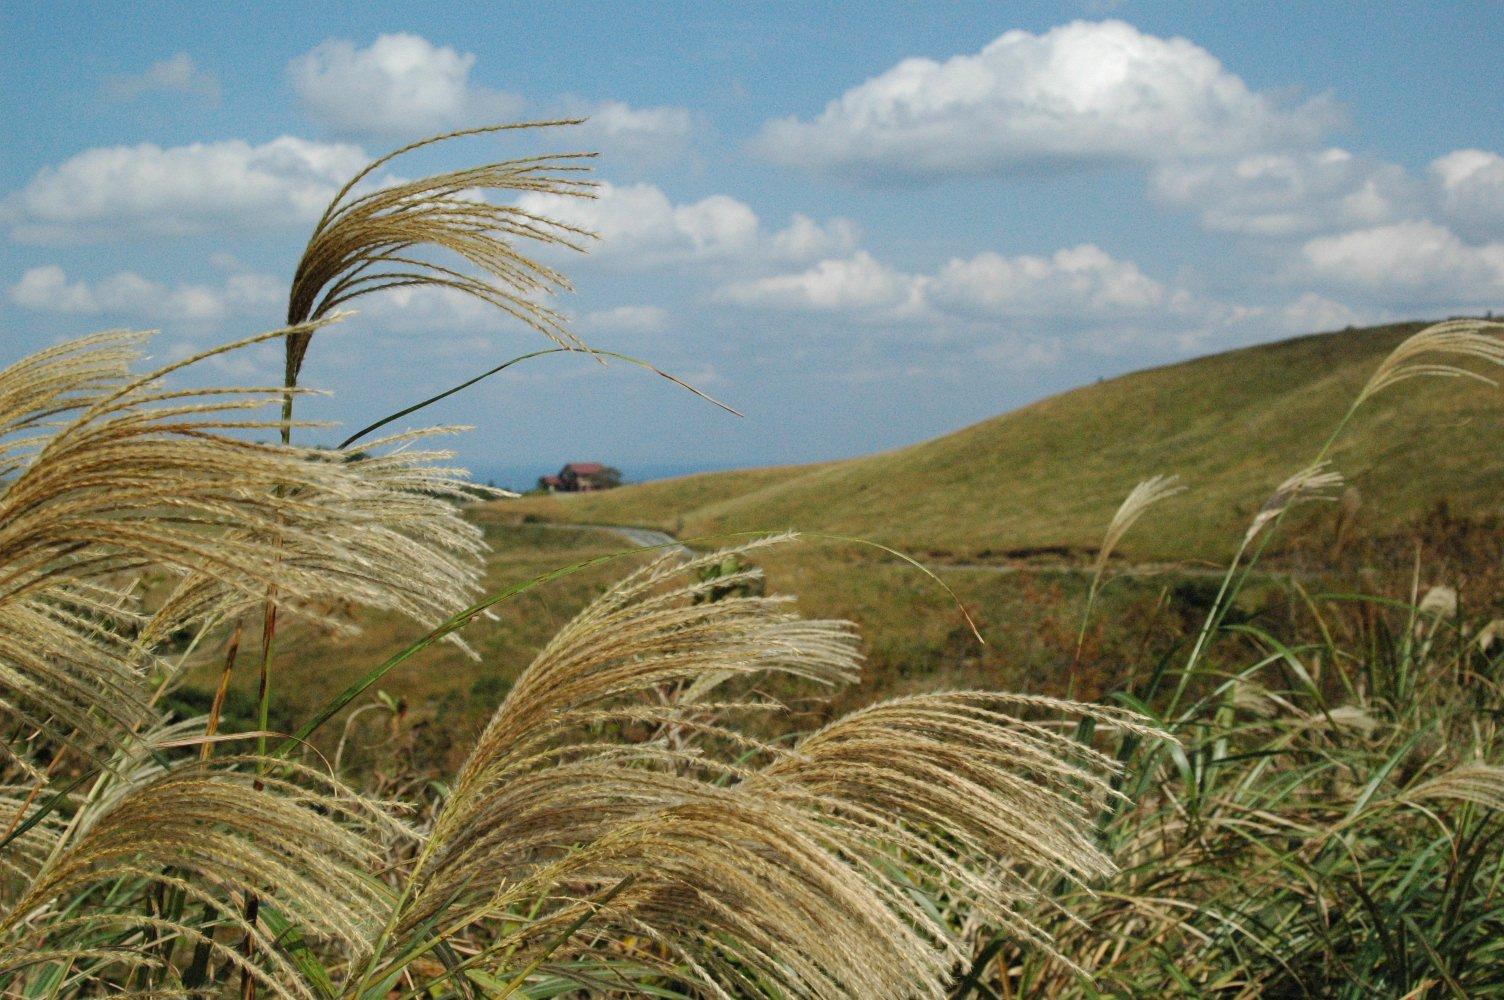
[4,3,1503,485]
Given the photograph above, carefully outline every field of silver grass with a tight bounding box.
[1,124,1501,999]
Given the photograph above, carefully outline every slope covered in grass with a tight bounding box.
[506,321,1504,561]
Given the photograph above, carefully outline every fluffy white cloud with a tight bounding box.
[713,242,1336,361]
[1,137,369,243]
[8,265,280,322]
[1300,220,1504,302]
[288,35,695,160]
[770,214,861,263]
[1153,145,1504,246]
[719,252,925,317]
[289,33,522,139]
[721,244,1170,325]
[517,181,857,267]
[1152,148,1413,236]
[928,245,1165,318]
[1279,291,1370,332]
[357,284,605,347]
[360,284,507,336]
[9,266,100,314]
[580,304,669,334]
[1431,149,1504,240]
[754,20,1337,180]
[103,53,220,105]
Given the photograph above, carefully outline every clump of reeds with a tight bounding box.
[0,323,484,766]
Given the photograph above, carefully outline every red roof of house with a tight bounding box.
[540,474,563,486]
[564,462,606,475]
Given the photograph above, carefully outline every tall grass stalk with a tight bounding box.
[242,124,600,923]
[1074,475,1185,681]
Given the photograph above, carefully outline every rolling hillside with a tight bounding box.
[200,319,1503,763]
[504,321,1504,562]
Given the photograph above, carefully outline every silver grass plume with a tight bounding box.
[1244,461,1346,545]
[284,121,598,388]
[0,326,488,766]
[1093,475,1185,575]
[1356,317,1504,405]
[1400,761,1504,810]
[1077,475,1184,665]
[1418,584,1459,619]
[365,538,1156,999]
[0,755,400,999]
[395,537,862,929]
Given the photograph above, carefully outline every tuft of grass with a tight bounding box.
[956,316,1504,998]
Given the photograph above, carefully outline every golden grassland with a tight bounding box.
[184,524,1188,770]
[214,319,1504,770]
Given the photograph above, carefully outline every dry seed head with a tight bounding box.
[1358,318,1504,406]
[1323,704,1380,737]
[0,327,488,763]
[0,757,397,996]
[1477,618,1503,653]
[1095,475,1184,573]
[1399,761,1504,811]
[285,121,599,384]
[380,536,1162,998]
[1244,461,1345,544]
[1418,584,1458,619]
[1230,679,1280,717]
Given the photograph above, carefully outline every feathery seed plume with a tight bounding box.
[1094,475,1185,574]
[1357,318,1504,406]
[1244,461,1346,545]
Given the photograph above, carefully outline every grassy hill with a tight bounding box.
[193,320,1503,767]
[504,321,1503,562]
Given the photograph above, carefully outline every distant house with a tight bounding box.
[538,462,621,493]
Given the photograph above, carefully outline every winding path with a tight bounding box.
[523,522,1263,580]
[594,525,692,557]
[529,521,693,558]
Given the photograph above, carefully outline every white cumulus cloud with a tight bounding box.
[517,181,857,267]
[1152,148,1414,236]
[721,244,1171,325]
[289,33,523,139]
[928,244,1166,318]
[288,35,695,161]
[580,305,670,334]
[1279,292,1370,332]
[1431,149,1504,240]
[0,137,370,244]
[1300,220,1504,304]
[713,241,1307,359]
[719,252,926,318]
[573,101,696,163]
[8,264,280,323]
[753,20,1338,180]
